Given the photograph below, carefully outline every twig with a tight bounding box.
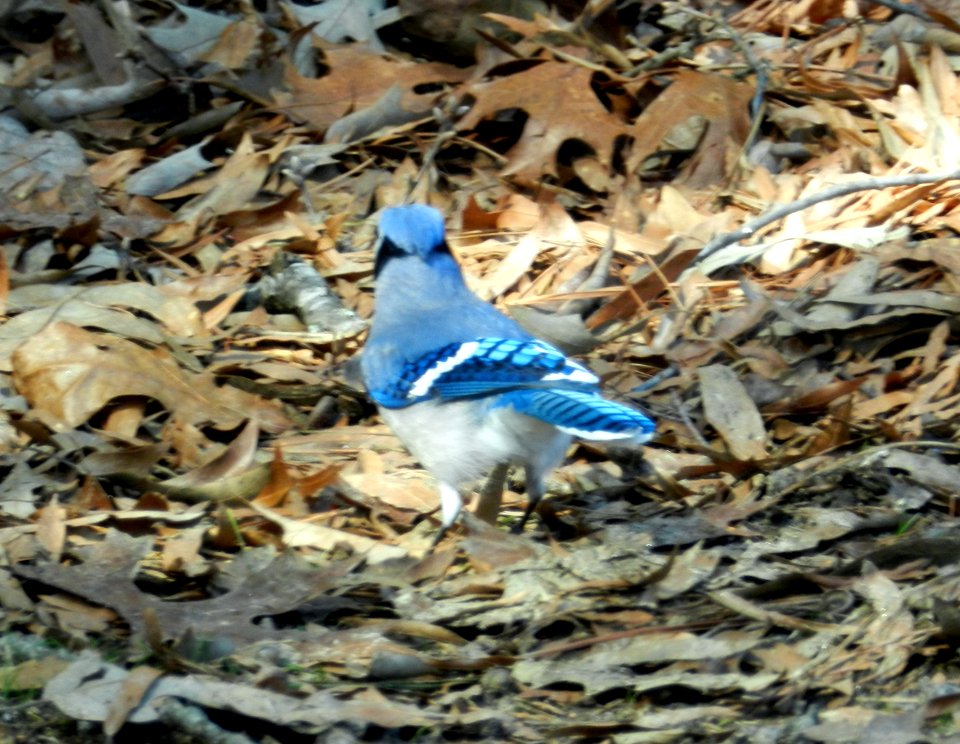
[557,229,616,316]
[670,389,713,451]
[631,366,677,396]
[627,33,729,76]
[709,589,853,633]
[770,440,960,502]
[692,168,960,266]
[406,98,460,203]
[634,5,771,159]
[641,251,683,312]
[676,6,764,79]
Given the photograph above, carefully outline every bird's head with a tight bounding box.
[374,205,459,278]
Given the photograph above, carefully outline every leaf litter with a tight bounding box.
[2,0,960,741]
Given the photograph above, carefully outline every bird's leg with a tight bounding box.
[511,467,545,534]
[429,482,464,549]
[428,523,449,551]
[474,462,509,525]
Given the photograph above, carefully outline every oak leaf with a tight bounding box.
[457,61,628,179]
[274,47,466,133]
[12,322,289,434]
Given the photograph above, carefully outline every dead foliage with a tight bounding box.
[2,0,960,741]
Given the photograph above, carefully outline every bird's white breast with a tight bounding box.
[379,400,572,487]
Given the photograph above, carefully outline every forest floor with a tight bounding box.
[3,1,960,742]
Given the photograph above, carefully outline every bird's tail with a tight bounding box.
[495,389,655,443]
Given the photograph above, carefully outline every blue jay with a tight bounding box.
[361,204,655,542]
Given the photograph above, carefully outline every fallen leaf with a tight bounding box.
[457,61,628,179]
[12,322,290,434]
[248,502,407,563]
[699,364,769,461]
[35,495,66,561]
[275,47,465,132]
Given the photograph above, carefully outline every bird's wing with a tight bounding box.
[368,338,599,408]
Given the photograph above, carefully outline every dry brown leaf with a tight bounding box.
[40,593,118,634]
[160,525,207,575]
[457,61,628,179]
[468,203,582,300]
[801,706,926,744]
[104,666,166,737]
[0,243,9,317]
[0,657,71,692]
[172,132,271,220]
[275,47,466,133]
[625,70,753,186]
[699,364,768,461]
[88,148,145,189]
[34,495,66,562]
[0,282,206,371]
[578,221,666,257]
[751,643,811,677]
[341,471,436,514]
[248,502,407,563]
[250,447,296,507]
[164,420,261,488]
[12,322,289,434]
[852,569,915,681]
[853,390,913,419]
[652,543,722,599]
[198,16,260,68]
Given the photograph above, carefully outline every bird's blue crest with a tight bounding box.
[377,205,447,259]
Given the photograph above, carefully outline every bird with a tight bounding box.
[361,204,655,544]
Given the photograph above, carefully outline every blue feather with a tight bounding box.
[369,338,599,408]
[377,204,446,257]
[493,389,656,441]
